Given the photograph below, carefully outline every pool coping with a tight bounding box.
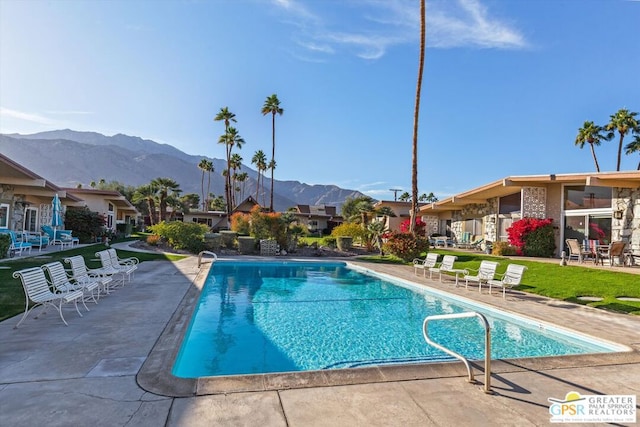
[137,258,640,397]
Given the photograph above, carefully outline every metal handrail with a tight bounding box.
[422,311,492,393]
[197,251,218,268]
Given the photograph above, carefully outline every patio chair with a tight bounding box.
[96,250,134,285]
[12,267,84,328]
[488,264,527,298]
[41,225,77,248]
[0,229,32,257]
[64,255,114,296]
[107,248,139,275]
[597,241,627,266]
[41,261,98,310]
[23,231,50,251]
[463,260,499,292]
[428,255,466,285]
[565,239,591,263]
[413,253,440,277]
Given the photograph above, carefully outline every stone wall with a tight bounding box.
[613,187,640,253]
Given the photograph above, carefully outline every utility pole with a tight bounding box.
[389,189,402,201]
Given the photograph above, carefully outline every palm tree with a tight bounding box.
[261,94,283,211]
[214,107,237,215]
[410,0,426,235]
[204,160,213,211]
[198,159,209,210]
[251,150,268,205]
[236,172,248,202]
[625,134,640,170]
[229,153,243,208]
[399,192,410,202]
[218,127,245,213]
[151,177,181,222]
[132,184,158,226]
[605,109,639,171]
[575,121,607,172]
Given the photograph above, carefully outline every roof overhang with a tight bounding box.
[420,171,640,214]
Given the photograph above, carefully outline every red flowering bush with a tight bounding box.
[399,218,426,236]
[507,218,555,257]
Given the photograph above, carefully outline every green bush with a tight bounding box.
[0,234,10,259]
[249,206,289,247]
[330,223,365,241]
[322,236,337,248]
[64,207,106,243]
[382,232,430,262]
[523,225,556,257]
[148,221,209,253]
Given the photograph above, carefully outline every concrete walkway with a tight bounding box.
[1,250,639,426]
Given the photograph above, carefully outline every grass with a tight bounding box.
[358,249,640,315]
[0,243,186,322]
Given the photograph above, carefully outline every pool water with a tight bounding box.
[172,261,618,378]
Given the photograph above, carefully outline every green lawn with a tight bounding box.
[358,249,640,315]
[0,243,186,322]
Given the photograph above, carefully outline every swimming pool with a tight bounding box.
[172,261,622,378]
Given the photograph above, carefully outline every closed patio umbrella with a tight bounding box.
[51,194,63,237]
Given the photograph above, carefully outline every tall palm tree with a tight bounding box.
[198,159,209,210]
[261,94,283,211]
[229,153,243,208]
[251,150,268,205]
[214,107,237,215]
[575,121,606,172]
[151,177,181,222]
[410,0,425,235]
[605,109,639,171]
[218,127,244,213]
[204,160,214,211]
[625,134,640,170]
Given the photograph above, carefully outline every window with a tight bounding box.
[0,203,9,228]
[499,192,521,215]
[464,218,482,234]
[24,207,38,232]
[564,186,611,210]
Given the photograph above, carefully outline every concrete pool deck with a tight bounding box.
[1,254,639,426]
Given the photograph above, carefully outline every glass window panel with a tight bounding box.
[588,215,611,244]
[564,186,611,210]
[0,204,9,228]
[499,192,521,215]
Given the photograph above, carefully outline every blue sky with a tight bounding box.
[1,0,639,201]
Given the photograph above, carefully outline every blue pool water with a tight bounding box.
[172,261,620,378]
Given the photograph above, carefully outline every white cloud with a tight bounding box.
[271,0,527,60]
[0,107,57,126]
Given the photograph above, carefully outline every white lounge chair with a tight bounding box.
[428,255,465,285]
[107,248,138,279]
[488,264,527,298]
[42,261,98,310]
[12,267,84,328]
[96,250,134,285]
[463,260,499,292]
[64,255,113,296]
[413,253,440,276]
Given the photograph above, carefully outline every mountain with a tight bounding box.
[0,130,367,212]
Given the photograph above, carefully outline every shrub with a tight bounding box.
[382,232,430,262]
[492,241,517,256]
[64,207,106,243]
[146,234,161,246]
[249,206,289,247]
[322,236,337,248]
[148,221,209,253]
[507,217,555,257]
[399,218,426,236]
[330,223,365,242]
[0,234,10,259]
[230,212,251,235]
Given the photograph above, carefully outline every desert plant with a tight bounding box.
[492,241,517,256]
[146,234,161,246]
[148,221,208,253]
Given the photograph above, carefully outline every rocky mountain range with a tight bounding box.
[0,129,366,212]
